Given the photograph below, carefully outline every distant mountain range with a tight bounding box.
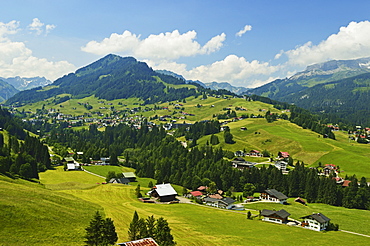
[0,76,51,91]
[155,70,249,94]
[247,57,370,100]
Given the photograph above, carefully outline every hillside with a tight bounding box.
[282,72,370,126]
[248,57,370,100]
[0,78,19,102]
[6,54,206,106]
[0,174,102,245]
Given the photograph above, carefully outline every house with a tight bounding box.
[234,150,244,157]
[278,152,290,159]
[100,157,110,165]
[122,172,137,182]
[231,157,256,170]
[260,189,288,204]
[300,213,330,231]
[203,197,235,209]
[249,150,262,157]
[66,163,80,171]
[109,177,130,184]
[323,164,337,175]
[190,191,203,197]
[261,209,290,224]
[209,194,223,199]
[197,186,208,193]
[150,183,177,202]
[117,237,158,246]
[275,161,288,172]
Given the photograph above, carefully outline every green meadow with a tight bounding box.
[2,166,370,245]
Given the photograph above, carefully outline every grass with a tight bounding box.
[0,174,102,246]
[3,168,370,245]
[244,198,370,236]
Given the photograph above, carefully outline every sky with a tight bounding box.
[1,0,370,88]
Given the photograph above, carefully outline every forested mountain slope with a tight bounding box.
[6,54,210,105]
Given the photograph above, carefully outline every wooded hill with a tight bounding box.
[6,54,234,106]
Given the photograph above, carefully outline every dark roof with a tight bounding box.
[234,157,245,161]
[264,189,288,200]
[301,213,330,223]
[261,209,290,219]
[221,197,236,205]
[204,197,220,203]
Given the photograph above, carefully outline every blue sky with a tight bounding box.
[1,0,370,87]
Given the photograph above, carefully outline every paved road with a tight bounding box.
[340,230,370,238]
[82,168,105,179]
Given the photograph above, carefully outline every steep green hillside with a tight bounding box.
[6,54,204,106]
[0,174,102,245]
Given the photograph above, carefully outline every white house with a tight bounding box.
[275,161,288,172]
[300,213,330,231]
[259,189,288,204]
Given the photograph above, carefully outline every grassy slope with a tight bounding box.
[0,173,102,246]
[52,167,370,245]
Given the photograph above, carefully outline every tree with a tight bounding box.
[128,211,140,241]
[155,217,176,246]
[247,211,252,219]
[210,134,219,145]
[224,131,234,144]
[135,184,142,198]
[243,183,256,197]
[85,211,118,246]
[105,171,116,183]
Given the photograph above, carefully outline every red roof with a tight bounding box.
[279,152,290,158]
[120,238,158,246]
[190,191,203,197]
[197,186,208,191]
[342,180,351,187]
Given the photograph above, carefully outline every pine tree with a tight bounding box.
[85,211,117,246]
[128,211,140,241]
[154,217,176,246]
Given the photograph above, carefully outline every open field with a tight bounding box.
[2,167,370,245]
[0,174,102,246]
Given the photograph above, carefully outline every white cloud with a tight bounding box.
[28,18,56,35]
[82,30,226,61]
[283,21,370,66]
[236,25,252,37]
[149,54,279,87]
[0,20,75,81]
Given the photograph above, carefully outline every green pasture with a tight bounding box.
[244,198,370,236]
[0,174,102,246]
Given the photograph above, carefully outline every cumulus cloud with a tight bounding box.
[236,25,252,37]
[283,21,370,66]
[0,20,74,81]
[82,30,226,61]
[149,54,279,87]
[28,18,56,35]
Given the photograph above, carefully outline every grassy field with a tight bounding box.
[3,167,370,245]
[0,174,102,246]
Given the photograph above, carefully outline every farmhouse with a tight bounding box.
[109,177,130,184]
[278,151,290,159]
[150,183,177,202]
[122,172,137,182]
[260,189,288,204]
[301,213,330,231]
[261,209,290,224]
[275,161,288,172]
[204,197,235,209]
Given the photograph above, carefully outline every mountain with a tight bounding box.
[6,55,208,105]
[205,82,249,95]
[155,70,249,94]
[247,57,370,100]
[0,78,19,102]
[282,72,370,126]
[0,76,51,91]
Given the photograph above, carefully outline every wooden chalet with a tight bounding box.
[260,189,288,204]
[300,213,330,231]
[150,183,177,202]
[278,151,290,159]
[109,177,130,184]
[203,197,235,209]
[261,209,290,224]
[122,172,137,182]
